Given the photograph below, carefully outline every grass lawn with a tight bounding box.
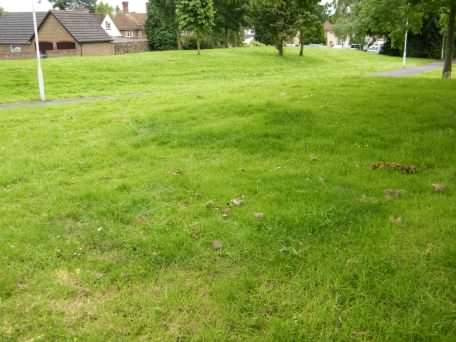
[0,47,455,340]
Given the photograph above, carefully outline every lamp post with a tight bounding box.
[403,16,409,66]
[403,3,410,66]
[32,0,46,101]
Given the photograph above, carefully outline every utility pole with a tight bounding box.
[32,0,46,101]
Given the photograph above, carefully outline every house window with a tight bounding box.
[105,21,111,30]
[38,42,54,53]
[126,31,133,37]
[57,41,76,50]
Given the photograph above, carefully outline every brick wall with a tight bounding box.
[114,40,149,55]
[81,42,114,56]
[46,49,79,58]
[0,44,35,59]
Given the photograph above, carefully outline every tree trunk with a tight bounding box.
[224,27,229,48]
[276,39,284,56]
[441,32,446,60]
[443,2,456,80]
[299,30,304,57]
[197,37,201,55]
[177,30,182,50]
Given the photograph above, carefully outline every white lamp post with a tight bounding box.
[32,0,46,101]
[403,17,409,66]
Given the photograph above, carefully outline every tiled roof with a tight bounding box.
[94,13,106,25]
[0,11,112,45]
[50,11,112,43]
[113,13,146,31]
[0,12,47,44]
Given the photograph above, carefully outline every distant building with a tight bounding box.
[113,1,146,39]
[0,11,113,59]
[243,29,255,45]
[96,13,122,38]
[324,21,350,48]
[0,10,149,59]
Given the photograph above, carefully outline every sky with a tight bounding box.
[0,0,147,12]
[0,0,330,13]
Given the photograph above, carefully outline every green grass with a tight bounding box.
[0,47,455,340]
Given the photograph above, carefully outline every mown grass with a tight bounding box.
[0,47,455,340]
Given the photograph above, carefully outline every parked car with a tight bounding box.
[366,42,384,54]
[306,44,325,48]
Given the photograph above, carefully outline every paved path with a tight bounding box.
[0,95,115,111]
[373,62,443,78]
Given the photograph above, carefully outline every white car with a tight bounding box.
[367,43,384,54]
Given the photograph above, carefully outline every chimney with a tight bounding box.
[122,1,129,13]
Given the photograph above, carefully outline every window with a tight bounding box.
[126,31,133,37]
[57,41,76,50]
[38,42,54,53]
[105,21,111,30]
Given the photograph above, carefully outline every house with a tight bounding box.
[243,29,256,46]
[96,13,122,38]
[113,2,146,39]
[324,21,350,48]
[0,12,47,59]
[0,11,113,59]
[104,3,149,55]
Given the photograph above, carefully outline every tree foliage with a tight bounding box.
[251,0,298,55]
[333,0,424,49]
[49,0,97,11]
[146,0,179,50]
[251,0,324,56]
[176,0,216,54]
[214,0,250,47]
[94,1,114,15]
[295,0,325,56]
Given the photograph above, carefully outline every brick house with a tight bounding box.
[0,11,113,59]
[113,2,146,39]
[0,12,46,59]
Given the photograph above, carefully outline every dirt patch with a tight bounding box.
[372,161,418,174]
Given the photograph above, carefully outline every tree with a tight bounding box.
[214,0,249,48]
[94,1,114,15]
[295,0,324,56]
[146,0,180,50]
[331,0,456,79]
[333,0,425,51]
[0,7,4,16]
[49,0,97,11]
[251,0,297,56]
[441,0,456,79]
[176,0,216,54]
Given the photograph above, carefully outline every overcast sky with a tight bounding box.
[0,0,147,12]
[0,0,330,12]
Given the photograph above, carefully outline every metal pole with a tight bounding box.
[32,0,46,101]
[403,17,409,66]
